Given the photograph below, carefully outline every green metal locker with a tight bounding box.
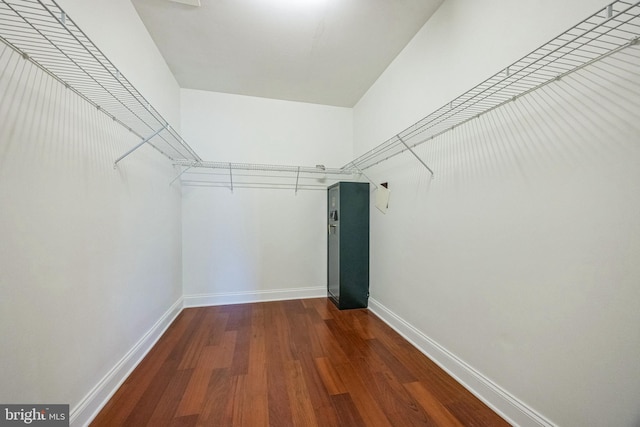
[327,182,370,309]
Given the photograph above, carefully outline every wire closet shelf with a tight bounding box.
[0,0,201,165]
[346,0,640,174]
[2,0,639,182]
[175,160,358,192]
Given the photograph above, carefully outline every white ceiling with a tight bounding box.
[131,0,444,107]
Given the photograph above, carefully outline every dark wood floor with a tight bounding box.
[91,298,509,426]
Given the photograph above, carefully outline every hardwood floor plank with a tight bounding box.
[225,303,252,331]
[302,311,329,358]
[288,312,315,360]
[230,374,249,427]
[177,312,211,370]
[280,299,306,315]
[263,302,294,363]
[206,310,229,346]
[120,356,180,426]
[284,359,319,427]
[230,326,250,376]
[404,381,466,427]
[245,353,269,427]
[369,370,437,427]
[308,297,334,320]
[212,330,237,369]
[263,304,296,425]
[335,347,432,427]
[330,313,426,421]
[330,393,366,427]
[169,415,199,427]
[145,369,193,426]
[193,344,217,369]
[266,359,295,427]
[314,356,348,395]
[364,313,473,405]
[324,318,368,359]
[334,362,394,427]
[175,366,214,416]
[91,299,509,427]
[366,338,418,384]
[312,321,350,365]
[352,310,377,340]
[304,303,326,325]
[297,352,342,427]
[196,368,233,427]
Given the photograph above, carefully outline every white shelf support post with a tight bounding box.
[295,166,300,194]
[397,135,435,178]
[114,125,168,168]
[229,163,234,193]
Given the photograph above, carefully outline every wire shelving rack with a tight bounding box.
[2,0,639,186]
[174,160,357,192]
[345,0,640,174]
[0,0,201,165]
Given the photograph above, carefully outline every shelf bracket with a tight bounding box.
[169,163,196,186]
[350,162,378,189]
[229,163,233,193]
[114,125,168,168]
[397,136,435,177]
[295,166,300,194]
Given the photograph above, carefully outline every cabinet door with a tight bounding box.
[328,185,340,301]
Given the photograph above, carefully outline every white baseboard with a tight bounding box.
[183,286,326,307]
[70,297,184,427]
[368,298,555,427]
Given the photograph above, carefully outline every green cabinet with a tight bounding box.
[327,182,370,309]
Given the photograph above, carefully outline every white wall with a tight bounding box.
[3,1,638,426]
[180,89,352,302]
[181,89,353,165]
[355,0,640,426]
[0,1,183,425]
